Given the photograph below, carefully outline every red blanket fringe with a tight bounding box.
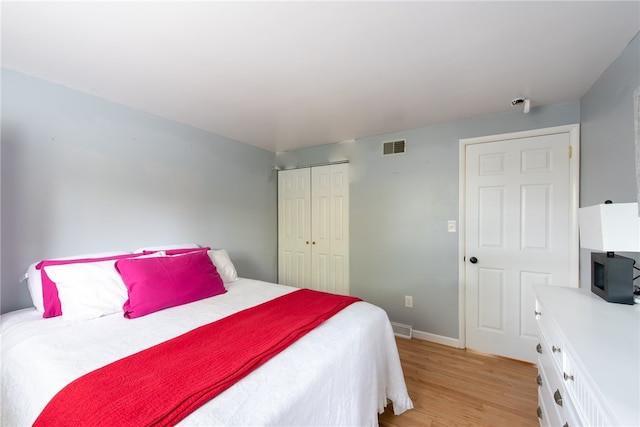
[34,289,361,427]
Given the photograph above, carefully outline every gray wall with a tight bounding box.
[277,103,580,339]
[3,30,637,338]
[1,69,278,314]
[277,32,640,340]
[579,32,640,285]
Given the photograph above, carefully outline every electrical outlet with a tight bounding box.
[405,295,413,308]
[447,220,456,232]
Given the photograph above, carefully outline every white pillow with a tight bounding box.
[43,252,165,322]
[26,262,44,313]
[208,249,239,284]
[25,251,132,313]
[133,243,200,254]
[44,260,128,322]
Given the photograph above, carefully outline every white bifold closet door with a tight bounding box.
[278,163,349,295]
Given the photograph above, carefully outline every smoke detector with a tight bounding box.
[511,97,531,114]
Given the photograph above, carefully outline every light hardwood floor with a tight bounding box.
[379,337,539,427]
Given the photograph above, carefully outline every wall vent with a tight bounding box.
[391,321,413,339]
[382,139,406,156]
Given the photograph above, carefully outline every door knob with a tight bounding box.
[469,257,478,264]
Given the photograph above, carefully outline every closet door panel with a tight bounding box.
[278,168,311,288]
[312,164,349,295]
[311,166,330,292]
[279,164,349,295]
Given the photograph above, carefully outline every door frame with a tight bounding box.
[457,124,580,349]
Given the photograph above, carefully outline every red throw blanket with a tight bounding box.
[34,289,361,427]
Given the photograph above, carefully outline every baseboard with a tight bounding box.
[412,329,461,348]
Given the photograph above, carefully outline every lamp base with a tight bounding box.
[591,252,635,305]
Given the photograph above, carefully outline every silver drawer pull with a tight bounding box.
[563,372,574,381]
[554,389,563,406]
[552,345,561,353]
[534,310,541,316]
[537,406,543,419]
[536,375,542,386]
[536,343,542,354]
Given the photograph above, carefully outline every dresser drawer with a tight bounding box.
[537,323,563,391]
[536,299,582,427]
[538,373,562,427]
[537,387,551,426]
[536,300,564,370]
[561,392,582,427]
[538,363,580,427]
[562,349,615,426]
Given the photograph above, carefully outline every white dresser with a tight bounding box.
[533,285,640,426]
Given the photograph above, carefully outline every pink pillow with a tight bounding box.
[141,247,210,256]
[116,250,226,319]
[36,253,138,318]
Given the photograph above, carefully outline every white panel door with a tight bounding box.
[278,164,349,295]
[465,132,574,362]
[278,168,311,288]
[311,164,349,295]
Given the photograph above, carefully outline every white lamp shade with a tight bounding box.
[578,202,640,251]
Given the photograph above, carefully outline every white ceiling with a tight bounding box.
[2,1,639,153]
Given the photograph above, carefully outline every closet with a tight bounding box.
[277,163,349,295]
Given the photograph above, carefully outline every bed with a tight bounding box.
[1,246,413,426]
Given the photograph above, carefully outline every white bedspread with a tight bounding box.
[1,279,413,426]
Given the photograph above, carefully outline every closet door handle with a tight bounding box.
[536,343,542,354]
[563,372,574,381]
[537,406,543,419]
[536,375,542,386]
[305,241,309,245]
